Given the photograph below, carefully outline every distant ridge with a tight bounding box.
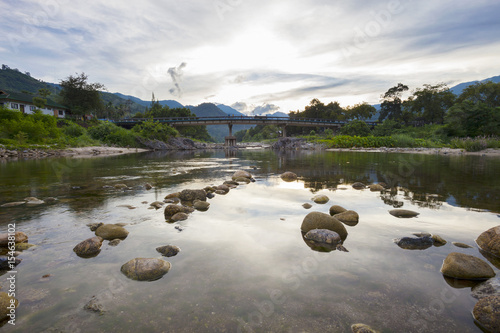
[450,75,500,96]
[113,92,184,109]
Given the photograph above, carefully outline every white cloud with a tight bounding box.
[1,0,499,112]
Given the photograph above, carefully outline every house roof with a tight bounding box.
[0,89,69,109]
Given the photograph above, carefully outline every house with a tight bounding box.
[0,90,69,118]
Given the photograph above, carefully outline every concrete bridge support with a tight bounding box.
[225,123,236,147]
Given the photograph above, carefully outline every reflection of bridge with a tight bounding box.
[111,116,377,146]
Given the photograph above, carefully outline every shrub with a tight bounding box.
[62,122,86,137]
[340,120,371,137]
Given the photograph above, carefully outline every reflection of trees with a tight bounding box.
[246,150,500,213]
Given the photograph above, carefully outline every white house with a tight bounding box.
[0,90,68,118]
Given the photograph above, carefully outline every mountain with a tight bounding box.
[268,111,289,118]
[187,103,254,142]
[113,92,184,109]
[0,66,146,115]
[450,75,500,96]
[216,103,245,116]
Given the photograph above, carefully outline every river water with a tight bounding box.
[0,149,499,332]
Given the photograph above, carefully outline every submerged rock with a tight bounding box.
[440,252,495,280]
[473,296,500,333]
[351,323,380,333]
[171,212,189,222]
[476,225,500,257]
[84,295,105,314]
[394,236,433,250]
[280,171,298,182]
[301,212,348,240]
[216,185,230,194]
[95,224,129,240]
[0,256,21,270]
[164,192,180,200]
[149,201,164,209]
[389,209,420,218]
[0,201,26,208]
[302,203,312,209]
[0,292,18,320]
[121,258,171,281]
[312,194,329,204]
[431,234,447,246]
[452,242,473,249]
[471,278,500,299]
[156,245,181,257]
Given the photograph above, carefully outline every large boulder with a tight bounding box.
[334,210,359,226]
[440,252,495,280]
[472,296,500,333]
[476,225,500,258]
[193,200,210,211]
[301,212,348,240]
[471,278,500,299]
[179,189,206,203]
[0,231,28,247]
[312,194,329,204]
[73,236,103,258]
[121,258,171,281]
[95,224,129,240]
[389,209,420,218]
[0,292,18,320]
[280,172,298,182]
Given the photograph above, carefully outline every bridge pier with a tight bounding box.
[281,125,287,137]
[224,136,237,147]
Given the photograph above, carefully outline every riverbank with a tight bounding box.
[325,147,500,156]
[0,146,150,159]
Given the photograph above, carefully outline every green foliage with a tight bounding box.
[0,106,61,143]
[32,96,47,109]
[379,83,409,122]
[340,120,371,136]
[404,83,456,124]
[345,103,377,120]
[316,135,395,148]
[62,122,86,137]
[450,136,500,151]
[87,121,138,147]
[59,72,106,116]
[372,119,401,136]
[445,101,500,137]
[132,119,179,142]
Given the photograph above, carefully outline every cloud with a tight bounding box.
[251,104,281,116]
[167,62,187,97]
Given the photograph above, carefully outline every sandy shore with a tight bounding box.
[325,147,500,156]
[59,146,150,157]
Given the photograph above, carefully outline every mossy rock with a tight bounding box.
[440,252,495,280]
[334,210,359,226]
[389,209,420,218]
[95,224,129,240]
[232,170,252,180]
[280,172,298,182]
[473,295,500,333]
[312,194,329,204]
[73,236,103,258]
[0,292,18,320]
[476,225,500,258]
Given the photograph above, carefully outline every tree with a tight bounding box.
[340,120,372,136]
[37,88,52,98]
[405,83,455,124]
[32,96,47,109]
[59,73,106,117]
[378,83,409,122]
[345,102,376,120]
[457,81,500,108]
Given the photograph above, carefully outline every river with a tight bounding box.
[0,149,499,332]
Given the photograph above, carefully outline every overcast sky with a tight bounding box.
[1,0,500,114]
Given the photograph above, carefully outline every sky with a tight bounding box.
[1,0,500,115]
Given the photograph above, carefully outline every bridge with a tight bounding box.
[110,116,377,146]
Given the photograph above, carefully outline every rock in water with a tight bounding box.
[179,189,207,203]
[121,258,171,281]
[476,225,500,257]
[156,245,181,257]
[73,236,104,258]
[164,204,194,219]
[95,224,129,240]
[329,205,347,215]
[394,236,433,250]
[280,172,298,182]
[333,210,359,226]
[471,278,500,299]
[312,194,329,204]
[301,212,348,240]
[0,231,28,246]
[232,170,252,181]
[304,229,341,244]
[472,295,500,333]
[193,200,210,211]
[389,209,420,218]
[351,323,380,333]
[0,292,18,320]
[440,252,495,280]
[352,182,366,190]
[170,212,189,222]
